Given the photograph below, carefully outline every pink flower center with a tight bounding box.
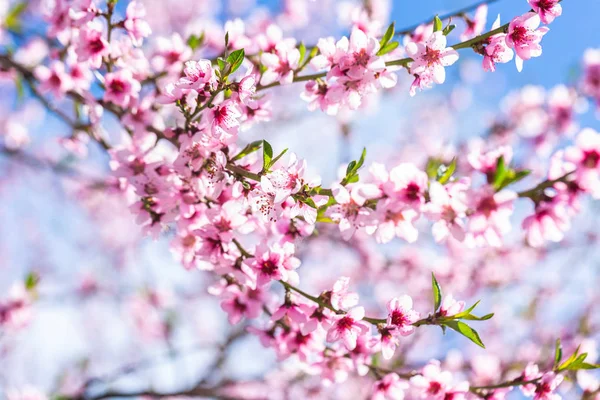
[182,234,196,248]
[510,26,529,45]
[423,47,441,66]
[109,79,126,94]
[353,48,370,67]
[582,150,600,168]
[404,182,421,201]
[477,196,497,217]
[390,310,408,326]
[260,259,279,276]
[337,316,354,331]
[89,37,105,54]
[428,381,443,395]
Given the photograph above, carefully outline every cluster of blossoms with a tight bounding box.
[1,0,599,399]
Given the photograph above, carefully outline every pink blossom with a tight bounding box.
[377,325,400,360]
[406,31,459,91]
[103,69,141,107]
[271,298,310,324]
[386,295,420,336]
[521,362,543,397]
[528,0,562,24]
[220,285,263,324]
[482,15,514,72]
[260,45,300,86]
[565,128,600,198]
[439,294,465,317]
[177,60,217,92]
[34,62,73,98]
[151,33,191,72]
[581,49,600,107]
[466,187,517,247]
[329,183,382,240]
[0,283,32,331]
[534,372,564,400]
[6,387,47,400]
[522,201,570,247]
[372,373,409,400]
[410,360,454,399]
[425,180,469,243]
[384,163,428,207]
[203,100,242,145]
[124,1,152,46]
[244,241,300,287]
[330,276,359,311]
[326,306,370,350]
[460,4,488,41]
[77,23,109,69]
[505,13,549,72]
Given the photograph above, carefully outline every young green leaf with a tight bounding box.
[438,158,457,184]
[554,338,563,369]
[432,273,442,312]
[356,148,367,170]
[346,160,357,175]
[433,16,443,32]
[379,22,395,48]
[262,140,273,172]
[298,42,307,65]
[377,41,399,56]
[231,140,264,161]
[226,49,245,75]
[25,271,39,291]
[444,320,485,348]
[442,24,456,36]
[493,156,507,190]
[269,148,289,168]
[4,2,27,32]
[217,58,226,72]
[187,34,203,51]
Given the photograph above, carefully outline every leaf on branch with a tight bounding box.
[379,22,395,48]
[378,41,400,56]
[4,2,27,32]
[298,42,307,65]
[262,140,273,172]
[432,273,442,312]
[443,24,456,36]
[438,157,457,184]
[444,320,485,348]
[232,140,263,161]
[341,148,367,185]
[433,16,443,32]
[226,49,245,75]
[554,338,563,369]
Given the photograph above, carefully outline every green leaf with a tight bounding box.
[25,271,39,291]
[426,158,442,179]
[226,49,245,75]
[232,140,263,161]
[493,156,507,190]
[554,339,563,369]
[379,22,395,48]
[433,16,443,32]
[298,42,307,64]
[444,320,485,348]
[217,58,226,72]
[377,41,399,56]
[187,34,203,51]
[309,46,319,59]
[442,24,456,36]
[269,148,288,168]
[356,148,367,170]
[346,160,357,175]
[432,273,442,312]
[224,31,230,48]
[262,140,273,172]
[346,174,359,184]
[457,313,494,321]
[4,2,27,32]
[438,158,457,184]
